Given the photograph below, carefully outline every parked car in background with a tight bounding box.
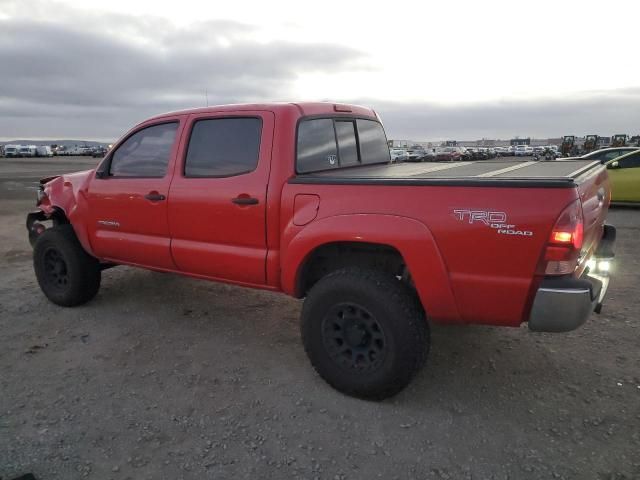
[18,145,38,157]
[435,146,466,161]
[389,149,409,162]
[4,145,20,157]
[576,147,640,163]
[421,148,437,162]
[514,145,534,157]
[36,146,53,157]
[406,148,426,162]
[467,148,487,160]
[494,147,509,157]
[606,150,640,203]
[91,147,109,158]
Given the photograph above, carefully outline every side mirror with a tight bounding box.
[609,160,619,169]
[95,157,110,178]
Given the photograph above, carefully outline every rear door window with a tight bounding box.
[184,117,262,177]
[110,122,178,177]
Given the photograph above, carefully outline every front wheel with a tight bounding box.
[33,225,101,306]
[301,267,429,400]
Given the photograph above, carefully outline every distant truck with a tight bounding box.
[18,145,38,157]
[36,146,53,157]
[27,102,616,399]
[582,135,599,154]
[4,144,20,157]
[561,136,576,156]
[611,134,627,147]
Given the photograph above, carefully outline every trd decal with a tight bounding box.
[452,209,533,237]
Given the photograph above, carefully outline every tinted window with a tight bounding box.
[297,119,338,173]
[185,118,262,177]
[356,119,390,164]
[601,151,625,161]
[618,152,640,169]
[110,123,178,177]
[335,120,359,166]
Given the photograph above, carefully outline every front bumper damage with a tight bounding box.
[26,210,48,247]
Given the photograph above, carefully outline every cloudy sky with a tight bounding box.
[1,0,639,141]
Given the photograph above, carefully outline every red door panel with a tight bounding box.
[86,118,184,269]
[168,111,274,285]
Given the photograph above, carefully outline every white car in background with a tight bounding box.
[18,145,38,157]
[36,146,53,157]
[389,149,409,162]
[514,145,534,157]
[4,145,20,157]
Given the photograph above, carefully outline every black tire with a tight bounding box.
[33,224,101,307]
[301,267,429,400]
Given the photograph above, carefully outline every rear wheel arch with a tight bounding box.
[295,241,411,298]
[282,214,461,323]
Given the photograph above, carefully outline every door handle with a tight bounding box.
[231,196,259,206]
[144,192,166,201]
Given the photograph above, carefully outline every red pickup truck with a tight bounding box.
[27,102,616,399]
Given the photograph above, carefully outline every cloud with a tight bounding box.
[0,5,365,140]
[0,1,638,142]
[371,89,640,141]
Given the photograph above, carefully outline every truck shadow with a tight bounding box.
[396,322,598,416]
[94,268,601,417]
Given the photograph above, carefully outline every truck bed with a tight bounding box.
[291,160,602,188]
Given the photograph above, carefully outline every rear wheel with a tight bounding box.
[301,267,429,400]
[33,225,101,306]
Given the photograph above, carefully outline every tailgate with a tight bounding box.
[576,164,610,257]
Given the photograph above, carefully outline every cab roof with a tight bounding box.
[147,102,378,122]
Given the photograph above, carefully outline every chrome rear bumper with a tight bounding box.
[528,225,615,333]
[528,274,608,332]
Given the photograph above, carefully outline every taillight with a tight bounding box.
[544,199,584,275]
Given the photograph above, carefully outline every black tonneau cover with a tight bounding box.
[290,160,602,188]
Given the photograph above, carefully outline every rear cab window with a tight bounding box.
[296,117,390,173]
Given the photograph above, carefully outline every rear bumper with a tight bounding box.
[528,224,615,333]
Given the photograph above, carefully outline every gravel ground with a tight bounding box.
[1,157,639,480]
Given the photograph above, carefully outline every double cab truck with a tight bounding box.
[27,102,616,399]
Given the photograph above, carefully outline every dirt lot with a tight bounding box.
[1,157,639,480]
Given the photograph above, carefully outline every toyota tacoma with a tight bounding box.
[27,102,616,399]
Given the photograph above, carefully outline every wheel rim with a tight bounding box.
[321,303,387,372]
[42,247,69,290]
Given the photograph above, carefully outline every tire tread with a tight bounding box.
[301,267,429,400]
